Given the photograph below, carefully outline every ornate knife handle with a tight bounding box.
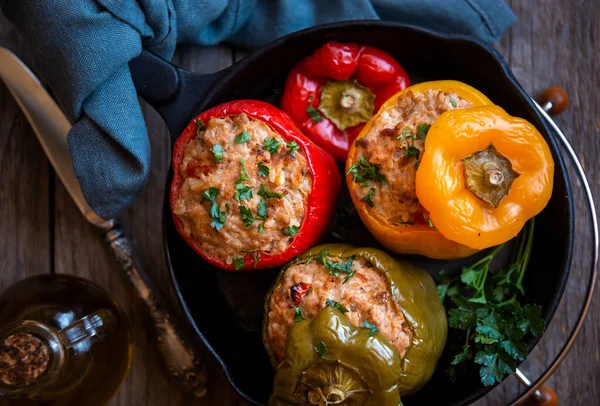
[102,220,207,398]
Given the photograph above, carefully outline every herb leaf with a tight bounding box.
[257,162,270,177]
[282,225,300,237]
[314,341,328,359]
[397,126,416,141]
[257,199,268,219]
[404,145,420,159]
[294,307,304,322]
[417,123,431,140]
[258,184,283,199]
[239,206,255,227]
[202,187,226,230]
[347,156,386,186]
[306,99,323,123]
[361,187,376,207]
[286,141,300,157]
[235,158,250,184]
[211,144,223,164]
[263,137,281,155]
[449,96,458,108]
[232,257,245,270]
[252,252,261,268]
[196,120,206,133]
[326,298,349,313]
[234,131,251,144]
[363,321,379,336]
[234,184,252,202]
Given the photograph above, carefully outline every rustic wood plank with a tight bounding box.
[0,14,51,289]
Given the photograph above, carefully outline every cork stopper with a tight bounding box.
[0,333,49,386]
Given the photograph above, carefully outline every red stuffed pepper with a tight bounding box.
[281,41,410,162]
[170,100,340,271]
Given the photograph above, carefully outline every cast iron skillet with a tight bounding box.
[129,21,574,406]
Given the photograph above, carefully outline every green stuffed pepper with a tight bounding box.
[264,244,447,397]
[269,306,403,406]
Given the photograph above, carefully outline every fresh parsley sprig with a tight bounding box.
[437,219,544,387]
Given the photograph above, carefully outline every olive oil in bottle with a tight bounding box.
[0,274,132,405]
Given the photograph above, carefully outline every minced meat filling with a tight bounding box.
[172,114,312,266]
[348,90,472,226]
[266,256,412,364]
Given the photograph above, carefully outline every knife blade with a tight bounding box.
[0,47,207,397]
[0,48,107,228]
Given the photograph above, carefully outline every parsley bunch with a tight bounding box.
[437,219,545,387]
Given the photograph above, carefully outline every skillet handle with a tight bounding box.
[129,50,181,107]
[129,50,230,139]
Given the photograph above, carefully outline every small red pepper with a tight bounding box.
[170,100,341,271]
[290,282,312,305]
[281,42,410,162]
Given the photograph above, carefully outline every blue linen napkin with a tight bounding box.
[0,0,515,220]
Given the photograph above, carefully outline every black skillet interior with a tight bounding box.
[129,21,574,406]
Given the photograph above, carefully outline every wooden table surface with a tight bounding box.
[1,1,598,405]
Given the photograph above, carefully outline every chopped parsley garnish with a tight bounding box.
[234,130,251,144]
[258,222,265,233]
[417,123,431,140]
[196,120,206,133]
[306,97,323,123]
[414,161,421,170]
[361,187,376,207]
[235,158,250,184]
[286,141,300,157]
[306,248,357,284]
[427,218,435,228]
[239,206,255,227]
[257,199,268,219]
[346,156,386,186]
[294,307,304,322]
[437,219,545,387]
[257,162,270,177]
[252,252,261,268]
[404,145,420,159]
[232,257,245,270]
[363,321,379,336]
[234,184,252,202]
[326,298,349,313]
[258,184,283,199]
[225,203,231,214]
[449,96,458,108]
[397,125,416,141]
[282,225,300,237]
[211,144,223,163]
[314,341,328,359]
[202,187,226,230]
[263,137,281,155]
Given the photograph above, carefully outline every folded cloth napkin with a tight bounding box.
[0,0,515,220]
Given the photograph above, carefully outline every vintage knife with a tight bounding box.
[0,47,207,398]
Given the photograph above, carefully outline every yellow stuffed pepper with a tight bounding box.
[416,105,554,249]
[345,80,493,259]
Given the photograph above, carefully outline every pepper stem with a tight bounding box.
[318,80,375,131]
[294,361,370,405]
[462,144,520,208]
